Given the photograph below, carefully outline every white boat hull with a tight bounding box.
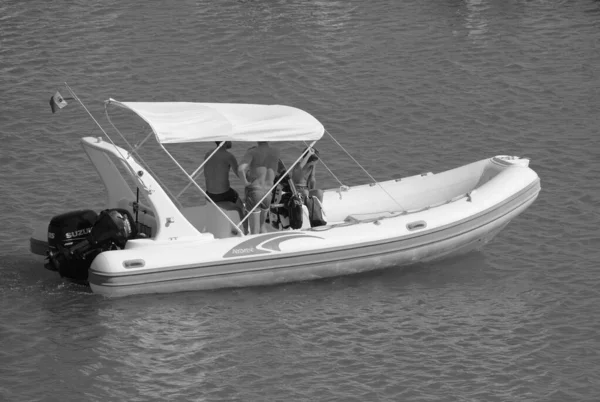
[85,178,539,297]
[29,132,541,297]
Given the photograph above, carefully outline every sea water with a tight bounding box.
[1,0,599,400]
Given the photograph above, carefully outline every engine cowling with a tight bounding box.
[46,208,137,281]
[48,209,98,251]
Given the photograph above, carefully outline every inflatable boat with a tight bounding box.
[30,89,541,297]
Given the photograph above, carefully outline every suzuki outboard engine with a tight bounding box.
[46,208,136,281]
[47,209,98,259]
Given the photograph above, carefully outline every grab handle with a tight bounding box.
[406,221,427,231]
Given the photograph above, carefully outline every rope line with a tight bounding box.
[322,129,405,211]
[324,129,379,184]
[302,140,344,187]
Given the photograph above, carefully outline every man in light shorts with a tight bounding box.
[238,142,281,234]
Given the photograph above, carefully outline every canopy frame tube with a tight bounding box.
[175,141,226,199]
[157,142,245,237]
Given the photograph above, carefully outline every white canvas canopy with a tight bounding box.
[107,99,324,144]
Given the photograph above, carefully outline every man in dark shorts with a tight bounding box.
[238,141,281,234]
[203,141,245,220]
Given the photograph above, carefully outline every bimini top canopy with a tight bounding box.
[107,99,324,144]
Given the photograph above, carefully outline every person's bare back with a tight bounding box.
[241,143,281,189]
[203,142,239,194]
[238,142,281,234]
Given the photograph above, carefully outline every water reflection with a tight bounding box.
[464,0,489,41]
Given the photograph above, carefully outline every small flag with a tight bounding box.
[49,91,68,113]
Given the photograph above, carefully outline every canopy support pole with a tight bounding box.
[133,131,155,151]
[176,141,226,199]
[157,143,245,237]
[104,102,184,208]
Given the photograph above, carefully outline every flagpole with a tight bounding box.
[62,82,111,139]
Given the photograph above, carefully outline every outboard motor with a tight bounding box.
[47,209,98,258]
[46,208,137,281]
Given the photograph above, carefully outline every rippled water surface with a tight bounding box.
[1,0,599,400]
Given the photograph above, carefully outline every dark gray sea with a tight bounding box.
[1,0,599,400]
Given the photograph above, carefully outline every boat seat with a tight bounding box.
[205,201,244,238]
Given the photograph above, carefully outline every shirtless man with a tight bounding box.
[203,141,245,219]
[292,147,324,203]
[238,141,281,234]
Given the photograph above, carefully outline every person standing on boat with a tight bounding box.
[292,147,324,204]
[238,142,281,234]
[203,141,245,218]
